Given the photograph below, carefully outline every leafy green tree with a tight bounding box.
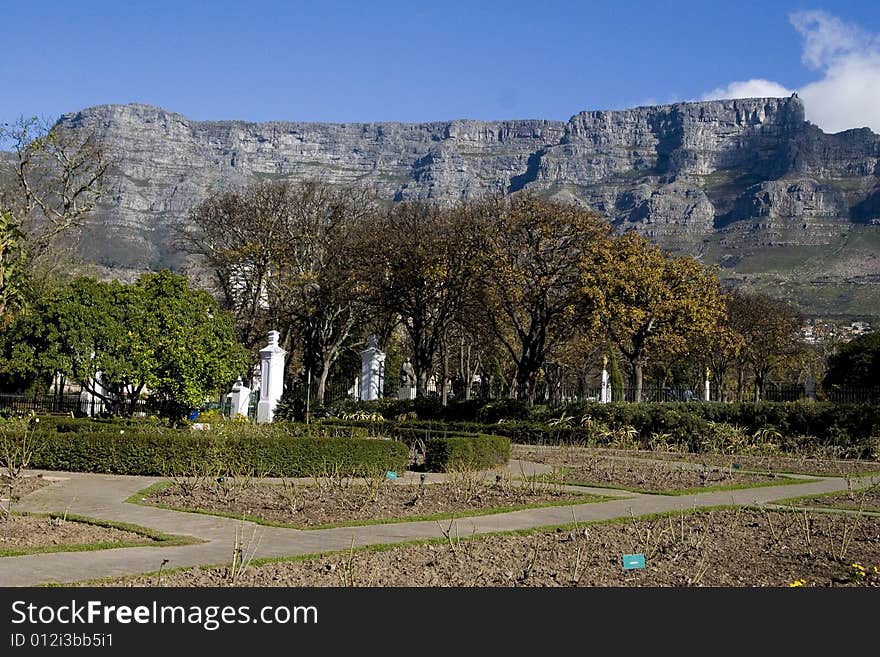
[0,272,247,418]
[823,331,879,389]
[132,271,249,417]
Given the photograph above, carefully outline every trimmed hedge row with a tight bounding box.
[551,402,880,444]
[312,399,879,444]
[423,434,510,472]
[21,419,507,475]
[29,430,407,477]
[319,417,598,446]
[38,417,370,438]
[317,401,880,457]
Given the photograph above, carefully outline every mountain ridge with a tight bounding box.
[11,97,880,318]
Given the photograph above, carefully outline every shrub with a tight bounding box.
[423,434,510,472]
[28,425,406,477]
[475,399,530,423]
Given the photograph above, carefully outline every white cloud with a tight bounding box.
[701,79,793,101]
[790,10,871,70]
[701,10,880,133]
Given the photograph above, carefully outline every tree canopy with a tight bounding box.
[0,271,247,417]
[823,331,879,389]
[583,231,724,402]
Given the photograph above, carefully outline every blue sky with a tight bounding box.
[2,1,879,132]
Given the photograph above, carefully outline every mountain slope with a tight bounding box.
[27,97,880,317]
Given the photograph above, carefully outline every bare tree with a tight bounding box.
[185,179,374,405]
[479,193,611,402]
[0,116,111,269]
[357,201,485,398]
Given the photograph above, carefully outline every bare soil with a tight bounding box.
[0,473,52,499]
[145,477,592,527]
[0,515,157,551]
[512,446,785,491]
[544,446,880,477]
[783,481,880,512]
[0,474,155,552]
[9,449,880,587]
[93,508,880,587]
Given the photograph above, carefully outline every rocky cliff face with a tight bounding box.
[21,97,880,315]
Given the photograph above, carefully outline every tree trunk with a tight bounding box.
[416,369,430,398]
[316,358,332,407]
[712,369,725,403]
[633,360,644,404]
[440,335,449,407]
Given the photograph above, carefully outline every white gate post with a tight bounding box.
[256,330,287,423]
[229,376,251,419]
[600,356,611,403]
[359,336,386,401]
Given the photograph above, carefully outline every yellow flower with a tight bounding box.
[789,579,806,587]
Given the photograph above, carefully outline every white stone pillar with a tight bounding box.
[256,331,287,423]
[600,356,610,403]
[229,376,251,419]
[704,369,711,402]
[359,336,386,401]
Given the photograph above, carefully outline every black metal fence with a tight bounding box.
[0,393,159,418]
[2,383,879,419]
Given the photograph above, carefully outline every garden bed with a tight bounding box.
[136,475,600,528]
[87,507,880,587]
[511,446,796,494]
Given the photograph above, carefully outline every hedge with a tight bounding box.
[311,420,512,470]
[316,402,880,457]
[21,419,510,475]
[27,430,407,477]
[423,434,510,472]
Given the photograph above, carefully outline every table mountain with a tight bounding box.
[37,96,880,317]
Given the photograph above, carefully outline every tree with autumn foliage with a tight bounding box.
[726,289,805,401]
[583,231,724,403]
[476,194,612,402]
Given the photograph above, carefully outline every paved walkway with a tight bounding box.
[1,460,875,587]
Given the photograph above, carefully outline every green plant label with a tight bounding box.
[385,471,398,480]
[622,553,646,570]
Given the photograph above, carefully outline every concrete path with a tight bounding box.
[1,460,875,587]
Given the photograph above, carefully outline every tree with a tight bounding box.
[823,331,879,389]
[0,116,110,271]
[1,272,247,418]
[132,271,249,417]
[727,290,804,401]
[584,231,724,403]
[185,179,374,405]
[479,194,611,402]
[693,291,746,401]
[0,211,27,326]
[608,347,625,401]
[357,201,484,398]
